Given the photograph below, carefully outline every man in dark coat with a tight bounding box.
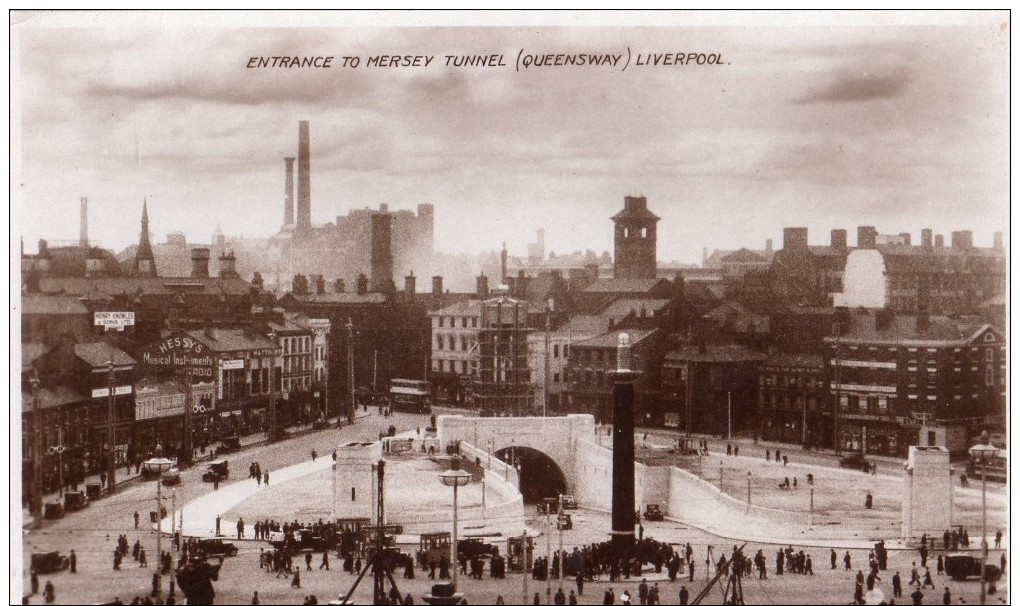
[177,557,221,605]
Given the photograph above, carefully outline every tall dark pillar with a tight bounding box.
[296,121,311,232]
[611,333,640,559]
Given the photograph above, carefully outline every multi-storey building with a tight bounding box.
[527,315,610,414]
[306,317,332,419]
[757,353,828,447]
[564,328,664,424]
[823,308,1005,456]
[661,344,766,435]
[429,299,482,404]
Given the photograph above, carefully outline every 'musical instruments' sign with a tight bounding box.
[140,334,216,377]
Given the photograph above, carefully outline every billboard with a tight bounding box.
[94,311,135,331]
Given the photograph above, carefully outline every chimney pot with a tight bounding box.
[857,226,877,249]
[993,232,1004,249]
[921,228,933,247]
[432,275,443,297]
[476,274,489,298]
[830,229,847,250]
[783,227,809,250]
[190,247,210,278]
[950,230,973,249]
[935,234,944,247]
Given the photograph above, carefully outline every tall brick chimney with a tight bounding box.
[190,247,210,278]
[356,273,369,295]
[370,212,394,293]
[476,274,489,298]
[218,249,238,278]
[951,230,973,249]
[935,234,944,247]
[921,228,933,247]
[993,232,1004,249]
[857,226,877,249]
[283,157,295,227]
[782,227,808,250]
[898,232,912,246]
[79,197,88,247]
[404,272,416,297]
[296,121,311,232]
[830,229,847,250]
[432,275,443,297]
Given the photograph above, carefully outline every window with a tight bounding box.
[877,396,888,413]
[462,317,468,328]
[553,344,560,358]
[461,360,468,374]
[436,335,443,350]
[553,372,560,384]
[471,317,478,328]
[438,317,444,328]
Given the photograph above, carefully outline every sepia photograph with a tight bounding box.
[10,10,1009,605]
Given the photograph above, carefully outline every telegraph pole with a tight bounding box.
[543,300,551,416]
[269,330,278,442]
[31,373,43,529]
[346,317,355,424]
[107,357,116,495]
[183,366,193,465]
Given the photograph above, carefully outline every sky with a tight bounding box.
[12,12,1010,264]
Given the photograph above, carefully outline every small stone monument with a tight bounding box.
[334,441,383,520]
[901,445,951,540]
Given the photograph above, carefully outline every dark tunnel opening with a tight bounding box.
[494,446,568,504]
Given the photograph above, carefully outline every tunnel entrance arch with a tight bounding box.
[494,446,567,504]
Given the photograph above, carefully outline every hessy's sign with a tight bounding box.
[141,334,216,377]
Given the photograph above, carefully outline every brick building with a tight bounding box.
[824,308,1005,456]
[757,353,828,447]
[661,344,766,435]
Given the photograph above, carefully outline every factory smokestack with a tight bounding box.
[370,212,394,294]
[296,121,311,232]
[283,157,295,227]
[79,197,89,247]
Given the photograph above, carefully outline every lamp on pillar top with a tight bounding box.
[439,461,472,593]
[143,444,173,598]
[970,431,998,605]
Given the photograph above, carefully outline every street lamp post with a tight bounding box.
[268,329,277,443]
[30,373,43,529]
[746,471,752,509]
[144,444,173,599]
[439,464,472,593]
[971,432,998,605]
[543,297,553,417]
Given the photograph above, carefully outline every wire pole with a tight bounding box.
[107,357,117,495]
[32,374,43,529]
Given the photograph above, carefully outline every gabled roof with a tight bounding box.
[432,299,483,317]
[21,294,89,315]
[573,328,659,349]
[825,312,1003,346]
[20,386,87,411]
[74,342,136,367]
[584,278,669,294]
[665,344,767,364]
[555,315,612,337]
[186,328,276,353]
[289,292,387,305]
[599,299,671,322]
[720,248,768,263]
[22,342,51,372]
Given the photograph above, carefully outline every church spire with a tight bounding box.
[135,198,157,276]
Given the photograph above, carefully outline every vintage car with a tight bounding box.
[944,553,1002,582]
[63,490,88,512]
[644,504,665,522]
[193,538,239,557]
[219,436,241,454]
[557,514,573,531]
[537,498,560,515]
[202,460,230,483]
[268,529,335,554]
[839,452,872,472]
[30,551,70,574]
[559,495,578,510]
[161,468,182,486]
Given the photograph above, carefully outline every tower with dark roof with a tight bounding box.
[134,199,158,277]
[612,196,659,279]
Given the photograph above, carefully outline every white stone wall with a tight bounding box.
[901,446,952,539]
[834,249,887,308]
[333,441,382,520]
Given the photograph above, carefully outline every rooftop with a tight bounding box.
[665,344,768,364]
[73,342,136,368]
[21,294,90,315]
[573,328,659,349]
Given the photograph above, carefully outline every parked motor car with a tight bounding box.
[44,502,64,520]
[63,490,88,512]
[839,452,871,471]
[644,504,665,522]
[557,513,573,531]
[202,459,229,483]
[219,436,241,454]
[944,553,1002,582]
[559,495,578,510]
[30,552,69,574]
[193,538,239,557]
[537,498,560,515]
[161,468,182,486]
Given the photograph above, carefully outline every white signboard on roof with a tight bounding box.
[94,311,135,331]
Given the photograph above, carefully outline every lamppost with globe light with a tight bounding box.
[144,444,173,598]
[439,463,472,593]
[970,431,998,605]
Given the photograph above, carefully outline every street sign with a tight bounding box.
[92,385,133,398]
[94,311,135,331]
[221,359,244,370]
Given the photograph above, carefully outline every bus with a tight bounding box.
[966,448,1008,484]
[389,379,433,414]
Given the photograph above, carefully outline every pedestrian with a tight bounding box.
[264,471,270,486]
[679,585,689,605]
[766,449,770,461]
[576,572,584,595]
[942,587,951,605]
[639,578,648,605]
[534,592,541,605]
[134,511,140,530]
[237,518,245,539]
[844,551,852,571]
[320,551,329,570]
[555,587,566,605]
[256,470,262,486]
[621,589,632,604]
[805,554,813,575]
[30,570,39,594]
[775,449,781,462]
[892,571,902,597]
[139,547,147,567]
[734,445,739,457]
[727,443,732,456]
[69,549,77,573]
[936,555,943,576]
[603,589,614,605]
[569,589,578,605]
[252,591,260,605]
[922,567,934,588]
[995,529,1003,548]
[43,580,54,604]
[305,552,313,571]
[783,455,788,466]
[830,548,837,570]
[495,597,505,605]
[292,567,301,588]
[910,587,924,605]
[311,449,317,461]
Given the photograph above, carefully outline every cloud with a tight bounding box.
[796,63,909,104]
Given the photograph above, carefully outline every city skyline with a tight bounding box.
[13,14,1009,264]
